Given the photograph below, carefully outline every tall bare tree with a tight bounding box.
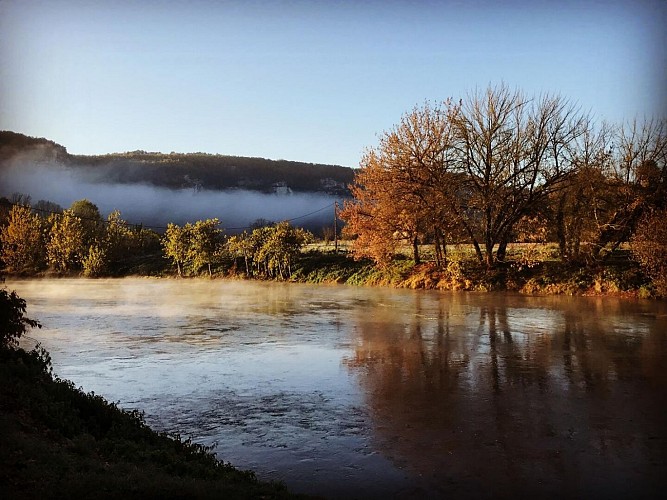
[448,85,586,267]
[549,120,614,261]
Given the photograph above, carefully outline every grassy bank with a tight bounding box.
[8,243,661,299]
[111,247,661,298]
[0,346,301,499]
[288,246,658,298]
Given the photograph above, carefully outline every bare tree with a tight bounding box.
[549,120,615,261]
[590,118,667,258]
[448,84,586,267]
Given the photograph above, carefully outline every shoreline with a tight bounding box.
[3,261,660,301]
[2,243,662,300]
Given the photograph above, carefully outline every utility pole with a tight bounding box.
[334,201,338,253]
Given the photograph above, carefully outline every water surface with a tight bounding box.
[11,278,667,498]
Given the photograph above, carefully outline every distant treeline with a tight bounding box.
[0,131,354,195]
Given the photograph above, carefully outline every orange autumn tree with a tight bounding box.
[340,151,411,266]
[341,101,461,267]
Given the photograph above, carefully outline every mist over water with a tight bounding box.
[0,160,339,230]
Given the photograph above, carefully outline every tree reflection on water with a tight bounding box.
[344,293,667,498]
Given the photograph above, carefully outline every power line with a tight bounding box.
[0,198,337,233]
[218,202,335,231]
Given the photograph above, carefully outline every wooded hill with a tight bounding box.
[0,131,354,195]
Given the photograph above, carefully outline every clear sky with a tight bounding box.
[1,0,665,167]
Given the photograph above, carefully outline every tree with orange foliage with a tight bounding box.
[344,86,588,269]
[341,101,463,267]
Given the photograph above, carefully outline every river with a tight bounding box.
[10,278,667,498]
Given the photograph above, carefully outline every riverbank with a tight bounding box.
[288,249,658,298]
[3,246,662,299]
[0,345,302,499]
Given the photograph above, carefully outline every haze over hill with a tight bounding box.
[0,131,353,231]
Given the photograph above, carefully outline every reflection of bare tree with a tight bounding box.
[345,292,667,498]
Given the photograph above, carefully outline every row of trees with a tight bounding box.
[158,219,315,278]
[0,196,316,279]
[161,219,224,276]
[225,222,313,279]
[341,84,666,269]
[0,198,160,276]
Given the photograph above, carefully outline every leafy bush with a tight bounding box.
[82,245,108,277]
[631,208,667,297]
[0,287,41,348]
[0,205,46,273]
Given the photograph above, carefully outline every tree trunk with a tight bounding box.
[485,240,495,269]
[573,234,580,259]
[412,235,420,264]
[433,228,442,267]
[471,238,484,264]
[497,239,508,263]
[556,195,567,260]
[465,224,485,264]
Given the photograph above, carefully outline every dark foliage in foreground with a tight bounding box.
[0,288,41,348]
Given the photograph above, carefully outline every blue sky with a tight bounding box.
[1,0,665,167]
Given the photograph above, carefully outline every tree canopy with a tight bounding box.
[0,205,45,273]
[342,85,666,269]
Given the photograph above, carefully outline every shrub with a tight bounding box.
[82,245,108,277]
[631,208,667,297]
[0,288,41,348]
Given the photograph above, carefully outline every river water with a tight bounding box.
[10,278,667,498]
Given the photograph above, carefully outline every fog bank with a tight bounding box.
[1,161,341,231]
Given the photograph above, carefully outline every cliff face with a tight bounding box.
[0,131,354,196]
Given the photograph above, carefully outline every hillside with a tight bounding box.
[0,131,354,196]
